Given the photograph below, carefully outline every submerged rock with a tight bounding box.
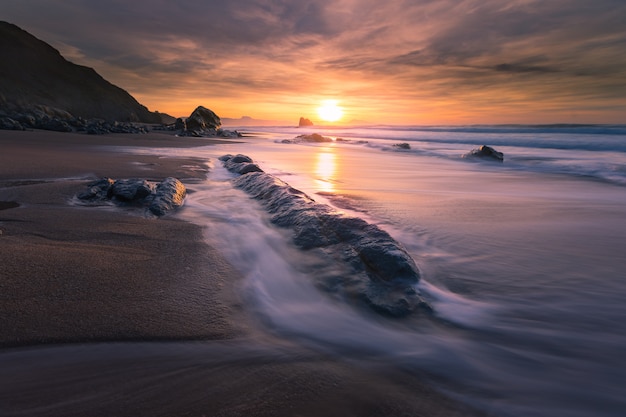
[76,177,186,217]
[221,154,432,317]
[393,143,411,150]
[463,145,504,162]
[281,133,332,144]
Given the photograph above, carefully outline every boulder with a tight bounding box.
[76,178,114,200]
[0,117,25,130]
[221,154,264,174]
[111,179,154,201]
[463,145,504,162]
[221,154,432,317]
[185,106,221,132]
[76,177,186,217]
[149,177,187,216]
[298,117,314,127]
[217,128,243,138]
[175,117,186,130]
[294,133,332,143]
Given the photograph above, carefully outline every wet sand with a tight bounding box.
[0,129,486,416]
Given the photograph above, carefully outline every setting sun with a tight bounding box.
[317,100,344,123]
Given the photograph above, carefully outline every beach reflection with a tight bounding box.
[314,150,337,193]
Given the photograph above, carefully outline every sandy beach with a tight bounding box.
[0,129,485,417]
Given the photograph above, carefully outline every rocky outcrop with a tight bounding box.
[281,133,332,144]
[174,106,242,138]
[185,106,221,132]
[219,154,264,174]
[0,21,162,124]
[298,117,314,127]
[0,106,149,134]
[463,145,504,162]
[220,154,432,317]
[76,177,186,216]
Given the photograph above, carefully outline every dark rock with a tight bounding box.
[111,179,154,201]
[298,117,314,127]
[76,178,114,200]
[76,177,186,217]
[294,133,332,143]
[221,154,432,317]
[14,113,36,127]
[217,128,243,138]
[393,143,411,150]
[185,106,221,131]
[149,177,187,216]
[223,154,264,174]
[0,117,25,130]
[463,145,504,162]
[175,117,186,130]
[230,154,253,163]
[38,117,73,132]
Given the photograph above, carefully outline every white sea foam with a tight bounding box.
[125,124,626,417]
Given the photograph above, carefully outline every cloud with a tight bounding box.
[2,0,626,122]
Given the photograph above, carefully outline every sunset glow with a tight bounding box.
[317,100,344,123]
[4,1,625,124]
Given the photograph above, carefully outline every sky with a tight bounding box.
[3,0,626,125]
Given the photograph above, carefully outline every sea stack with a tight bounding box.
[298,117,314,127]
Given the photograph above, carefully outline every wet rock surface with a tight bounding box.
[281,133,332,144]
[76,177,186,217]
[463,145,504,162]
[166,105,242,138]
[221,154,432,317]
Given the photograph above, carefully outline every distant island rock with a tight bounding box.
[463,145,504,162]
[298,117,314,127]
[0,21,171,132]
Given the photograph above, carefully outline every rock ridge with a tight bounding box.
[220,153,432,317]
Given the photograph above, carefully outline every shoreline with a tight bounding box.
[0,129,248,347]
[0,129,487,416]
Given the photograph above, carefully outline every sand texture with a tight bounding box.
[0,129,486,417]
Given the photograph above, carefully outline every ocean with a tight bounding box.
[145,124,626,417]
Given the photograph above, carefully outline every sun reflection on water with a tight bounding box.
[314,150,337,193]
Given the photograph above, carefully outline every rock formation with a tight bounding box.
[463,145,504,162]
[0,21,163,126]
[76,177,186,217]
[175,106,242,138]
[298,117,314,127]
[220,154,432,317]
[185,106,221,132]
[281,133,332,144]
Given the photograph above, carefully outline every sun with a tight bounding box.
[317,100,344,123]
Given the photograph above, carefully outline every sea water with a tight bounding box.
[143,124,626,417]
